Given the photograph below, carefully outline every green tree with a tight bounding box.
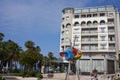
[0,33,7,69]
[48,52,54,66]
[19,41,41,71]
[0,33,22,72]
[0,33,4,41]
[25,41,34,49]
[5,40,22,71]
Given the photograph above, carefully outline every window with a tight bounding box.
[90,37,97,41]
[90,45,97,50]
[108,27,114,33]
[100,44,106,50]
[65,38,69,42]
[81,21,86,26]
[90,29,97,33]
[109,44,115,50]
[82,8,89,13]
[100,20,105,25]
[100,36,106,41]
[98,7,105,12]
[84,45,89,50]
[108,19,114,24]
[93,21,98,25]
[64,9,73,13]
[66,30,69,34]
[109,35,115,41]
[75,37,79,42]
[74,15,79,18]
[84,37,90,41]
[87,14,91,17]
[106,6,115,11]
[82,29,89,33]
[100,27,105,33]
[62,25,65,29]
[66,23,71,28]
[108,13,114,17]
[66,46,71,49]
[100,13,105,17]
[66,16,69,20]
[93,14,97,17]
[62,31,64,36]
[74,9,81,13]
[73,29,80,34]
[61,38,64,43]
[90,8,97,12]
[62,17,64,21]
[81,15,86,18]
[74,22,80,26]
[87,21,92,26]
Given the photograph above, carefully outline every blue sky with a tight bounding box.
[0,0,120,57]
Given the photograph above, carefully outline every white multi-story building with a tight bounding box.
[60,5,120,74]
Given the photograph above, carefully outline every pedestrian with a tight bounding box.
[92,75,98,80]
[110,75,115,80]
[106,76,110,80]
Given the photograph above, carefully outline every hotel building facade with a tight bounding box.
[60,5,120,74]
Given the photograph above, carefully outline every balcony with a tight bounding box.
[81,31,98,36]
[107,22,114,26]
[81,47,98,52]
[108,31,115,35]
[81,40,98,44]
[108,41,115,44]
[108,47,116,52]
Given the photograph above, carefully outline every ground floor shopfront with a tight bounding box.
[76,53,119,74]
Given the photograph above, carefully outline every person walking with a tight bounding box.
[110,75,115,80]
[92,75,98,80]
[106,76,110,80]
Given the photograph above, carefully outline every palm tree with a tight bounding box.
[48,52,54,72]
[25,41,35,49]
[0,33,4,41]
[36,46,41,52]
[5,40,22,71]
[48,52,54,60]
[19,41,41,72]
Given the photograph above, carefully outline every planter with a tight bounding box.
[47,73,54,78]
[37,78,41,80]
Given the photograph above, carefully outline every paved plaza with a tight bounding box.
[3,73,119,80]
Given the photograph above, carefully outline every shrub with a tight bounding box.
[13,69,20,73]
[36,73,43,79]
[28,71,35,77]
[116,78,120,80]
[14,73,23,76]
[0,76,5,80]
[21,71,27,77]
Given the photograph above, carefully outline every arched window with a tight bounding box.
[61,38,64,43]
[81,21,86,26]
[65,37,69,42]
[62,31,64,36]
[62,25,65,29]
[93,21,98,25]
[87,21,92,26]
[66,23,71,28]
[74,22,80,26]
[100,20,105,25]
[66,30,69,34]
